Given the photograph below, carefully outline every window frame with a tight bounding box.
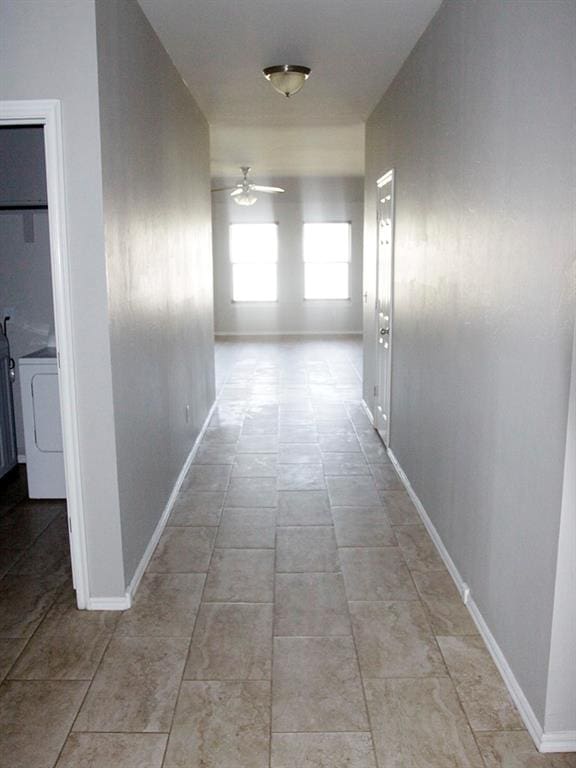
[228,222,279,303]
[302,221,352,301]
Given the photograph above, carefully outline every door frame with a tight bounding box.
[0,99,90,608]
[374,169,395,445]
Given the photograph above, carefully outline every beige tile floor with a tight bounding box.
[0,337,575,767]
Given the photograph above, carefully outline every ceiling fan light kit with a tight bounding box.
[263,65,311,98]
[232,189,259,206]
[211,166,286,206]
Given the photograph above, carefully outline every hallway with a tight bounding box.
[0,338,574,767]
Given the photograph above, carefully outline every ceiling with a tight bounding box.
[210,124,365,179]
[138,0,442,177]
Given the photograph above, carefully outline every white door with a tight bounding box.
[374,170,395,445]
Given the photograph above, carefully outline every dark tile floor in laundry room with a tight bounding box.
[0,337,574,767]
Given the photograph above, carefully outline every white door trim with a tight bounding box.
[0,99,90,608]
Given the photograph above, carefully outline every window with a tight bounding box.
[229,223,278,302]
[303,222,351,299]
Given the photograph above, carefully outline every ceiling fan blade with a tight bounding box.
[211,186,238,193]
[230,188,244,197]
[252,185,285,194]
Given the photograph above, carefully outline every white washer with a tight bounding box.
[19,348,66,498]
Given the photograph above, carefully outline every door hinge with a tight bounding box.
[373,385,378,397]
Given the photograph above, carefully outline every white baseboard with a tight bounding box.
[466,595,544,748]
[87,595,131,611]
[361,398,375,425]
[215,331,362,338]
[124,398,218,605]
[388,449,469,601]
[539,732,576,753]
[387,448,574,754]
[86,399,217,612]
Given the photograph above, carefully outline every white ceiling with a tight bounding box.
[138,0,442,176]
[210,124,365,179]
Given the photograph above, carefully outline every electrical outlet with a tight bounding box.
[185,404,190,423]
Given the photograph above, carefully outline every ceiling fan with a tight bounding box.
[212,166,285,206]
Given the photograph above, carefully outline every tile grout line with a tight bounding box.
[346,407,475,767]
[432,619,492,767]
[268,473,279,767]
[1,570,79,755]
[310,382,384,761]
[0,503,103,768]
[0,574,67,682]
[0,505,68,617]
[355,415,492,768]
[165,361,281,763]
[329,496,383,768]
[59,380,236,764]
[159,385,245,768]
[52,614,119,764]
[385,475,495,767]
[7,342,506,766]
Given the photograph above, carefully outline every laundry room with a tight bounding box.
[0,125,70,580]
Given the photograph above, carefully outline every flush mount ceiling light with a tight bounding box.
[262,65,311,98]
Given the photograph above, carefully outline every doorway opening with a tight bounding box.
[0,100,89,608]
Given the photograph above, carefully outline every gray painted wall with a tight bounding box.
[364,0,575,725]
[0,0,125,598]
[95,0,215,584]
[213,177,364,335]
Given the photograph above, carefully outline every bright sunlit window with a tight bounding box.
[229,223,278,302]
[303,222,351,299]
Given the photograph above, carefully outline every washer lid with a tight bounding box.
[19,347,57,365]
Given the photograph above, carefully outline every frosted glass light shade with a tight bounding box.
[233,190,258,206]
[263,65,311,98]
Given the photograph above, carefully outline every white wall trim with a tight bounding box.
[0,100,90,609]
[387,447,573,753]
[86,399,218,611]
[465,595,544,749]
[361,398,375,425]
[87,596,130,611]
[125,398,217,601]
[388,449,470,601]
[544,315,576,740]
[539,732,576,753]
[215,331,362,338]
